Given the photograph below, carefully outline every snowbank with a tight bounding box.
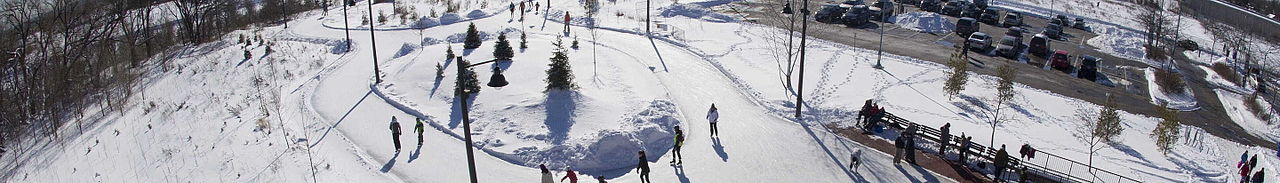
[893,12,955,33]
[1144,67,1200,111]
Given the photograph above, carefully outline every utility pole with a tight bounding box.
[342,0,351,50]
[368,0,381,83]
[874,11,885,70]
[785,0,796,88]
[795,0,810,120]
[646,0,651,35]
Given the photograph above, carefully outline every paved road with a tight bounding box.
[726,0,1273,147]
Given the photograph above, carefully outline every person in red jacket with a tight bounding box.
[563,12,572,34]
[561,167,579,183]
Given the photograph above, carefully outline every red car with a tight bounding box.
[1050,50,1071,71]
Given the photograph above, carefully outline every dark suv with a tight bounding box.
[956,17,980,38]
[815,4,848,23]
[979,8,1001,25]
[1078,55,1101,81]
[941,1,968,17]
[1028,34,1051,57]
[841,5,872,27]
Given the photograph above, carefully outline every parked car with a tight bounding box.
[1028,34,1051,57]
[919,0,942,12]
[941,1,968,17]
[842,5,873,27]
[841,0,866,7]
[956,17,980,37]
[1002,11,1023,27]
[994,35,1023,59]
[1072,17,1087,29]
[870,1,895,22]
[967,32,993,51]
[1051,14,1069,25]
[1078,55,1100,81]
[961,6,983,18]
[896,0,918,5]
[1005,27,1026,38]
[815,4,848,23]
[973,0,989,9]
[1051,50,1072,71]
[1043,23,1064,40]
[979,7,1001,25]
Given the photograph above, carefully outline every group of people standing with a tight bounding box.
[857,99,1027,182]
[1240,151,1267,183]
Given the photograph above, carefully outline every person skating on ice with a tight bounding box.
[707,104,720,137]
[670,126,684,165]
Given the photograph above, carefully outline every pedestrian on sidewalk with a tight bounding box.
[1252,169,1265,183]
[707,104,720,137]
[561,167,579,183]
[390,116,402,152]
[849,149,863,172]
[905,124,918,164]
[994,145,1010,181]
[670,126,685,165]
[540,164,555,183]
[939,123,951,156]
[563,12,572,34]
[415,118,425,146]
[1242,160,1254,183]
[510,3,515,16]
[637,151,651,183]
[1241,151,1250,168]
[959,134,971,164]
[894,134,906,164]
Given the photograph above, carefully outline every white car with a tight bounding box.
[966,32,992,51]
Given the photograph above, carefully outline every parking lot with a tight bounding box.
[725,0,1276,146]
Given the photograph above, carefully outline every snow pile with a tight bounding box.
[1144,68,1200,111]
[466,10,487,19]
[415,17,440,28]
[894,12,955,33]
[439,13,463,25]
[1086,24,1151,63]
[659,3,736,23]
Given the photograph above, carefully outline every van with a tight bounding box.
[1028,34,1050,57]
[956,18,980,37]
[1002,12,1023,27]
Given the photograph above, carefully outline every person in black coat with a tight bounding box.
[894,134,906,164]
[939,123,952,156]
[994,145,1011,181]
[390,116,402,152]
[1252,169,1265,183]
[636,150,651,183]
[905,124,918,164]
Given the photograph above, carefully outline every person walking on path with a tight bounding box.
[707,104,720,137]
[905,124,919,164]
[509,3,515,16]
[561,167,579,183]
[670,126,685,165]
[390,117,402,152]
[849,149,863,173]
[1242,160,1254,183]
[959,134,971,164]
[1252,169,1265,183]
[415,118,425,146]
[563,13,572,34]
[520,2,527,21]
[1242,151,1251,168]
[637,151,651,183]
[939,123,951,155]
[540,164,555,183]
[894,134,906,164]
[994,145,1011,181]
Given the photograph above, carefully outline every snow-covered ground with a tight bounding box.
[893,12,955,33]
[4,0,1280,182]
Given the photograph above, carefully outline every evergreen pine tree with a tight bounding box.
[1095,94,1123,143]
[494,33,514,60]
[520,32,529,49]
[464,23,482,49]
[458,59,481,94]
[435,62,445,79]
[546,37,577,91]
[943,47,970,99]
[571,36,580,49]
[1152,103,1181,154]
[446,44,456,59]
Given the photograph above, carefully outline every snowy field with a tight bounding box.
[3,0,1280,182]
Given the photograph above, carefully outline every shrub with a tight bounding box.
[1154,68,1185,94]
[1211,62,1241,86]
[1245,94,1272,123]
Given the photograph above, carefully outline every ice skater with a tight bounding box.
[415,117,425,145]
[563,12,572,34]
[636,150,651,183]
[540,164,555,183]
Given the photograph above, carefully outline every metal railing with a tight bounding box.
[877,113,1142,183]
